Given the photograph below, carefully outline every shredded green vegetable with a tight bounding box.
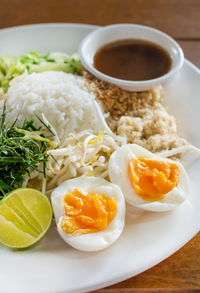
[0,103,56,199]
[0,52,83,92]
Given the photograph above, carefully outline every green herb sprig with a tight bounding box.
[0,103,56,199]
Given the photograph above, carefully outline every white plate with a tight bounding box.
[0,23,200,293]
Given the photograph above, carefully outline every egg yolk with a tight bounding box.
[129,157,180,201]
[61,188,117,235]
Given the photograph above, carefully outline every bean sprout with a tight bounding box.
[46,130,124,191]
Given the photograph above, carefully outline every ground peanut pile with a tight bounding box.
[84,71,186,153]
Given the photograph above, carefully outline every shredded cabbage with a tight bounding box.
[0,52,83,93]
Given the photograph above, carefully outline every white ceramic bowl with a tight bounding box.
[79,24,184,91]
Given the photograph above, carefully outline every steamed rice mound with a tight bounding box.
[2,71,100,139]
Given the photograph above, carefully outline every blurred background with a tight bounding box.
[0,0,200,68]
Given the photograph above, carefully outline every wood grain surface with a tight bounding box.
[0,0,199,292]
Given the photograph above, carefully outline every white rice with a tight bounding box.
[3,71,104,139]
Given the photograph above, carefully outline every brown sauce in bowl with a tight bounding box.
[94,39,172,81]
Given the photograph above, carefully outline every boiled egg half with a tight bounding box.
[108,144,189,212]
[51,176,125,251]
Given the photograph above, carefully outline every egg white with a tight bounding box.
[51,176,125,251]
[108,144,190,212]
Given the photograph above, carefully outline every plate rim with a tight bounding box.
[0,22,199,75]
[0,22,99,33]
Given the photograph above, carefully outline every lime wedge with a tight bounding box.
[0,188,53,249]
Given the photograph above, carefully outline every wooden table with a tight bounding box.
[0,0,199,292]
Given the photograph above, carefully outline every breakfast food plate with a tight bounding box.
[0,23,200,293]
